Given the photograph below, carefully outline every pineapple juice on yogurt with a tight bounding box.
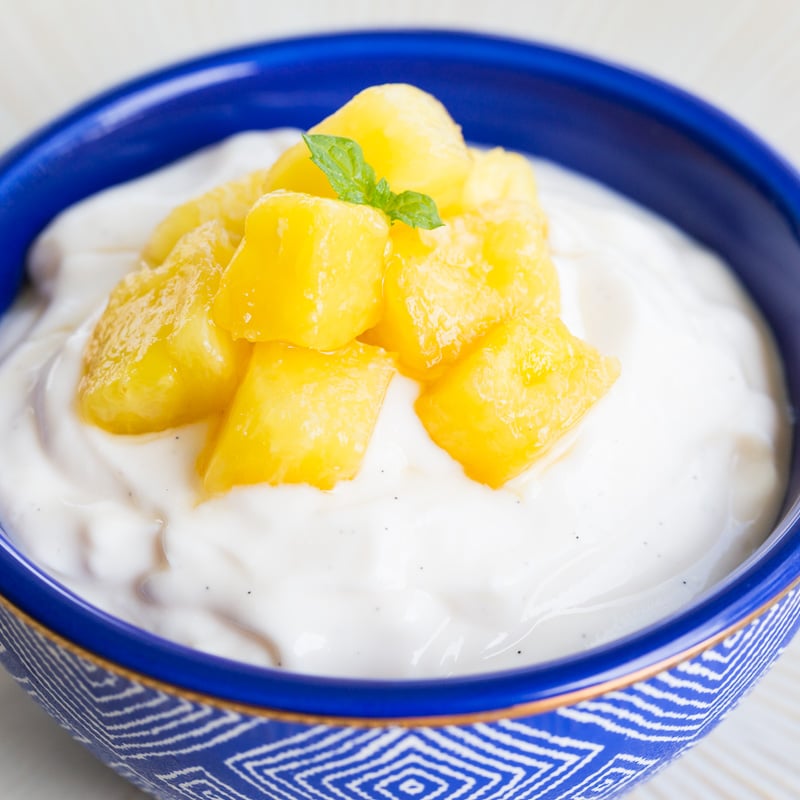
[0,85,789,678]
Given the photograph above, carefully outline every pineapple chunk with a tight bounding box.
[143,169,270,265]
[201,340,396,492]
[416,315,620,487]
[364,201,557,374]
[213,190,390,350]
[456,147,541,213]
[79,221,250,433]
[261,84,472,214]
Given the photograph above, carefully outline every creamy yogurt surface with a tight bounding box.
[0,131,790,678]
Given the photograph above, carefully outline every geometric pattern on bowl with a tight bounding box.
[1,586,798,800]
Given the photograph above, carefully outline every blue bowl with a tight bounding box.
[1,29,799,800]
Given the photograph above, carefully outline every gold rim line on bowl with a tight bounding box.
[1,573,799,729]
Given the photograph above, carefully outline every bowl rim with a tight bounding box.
[2,574,799,728]
[1,28,799,721]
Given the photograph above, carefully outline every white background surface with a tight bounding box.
[0,1,799,797]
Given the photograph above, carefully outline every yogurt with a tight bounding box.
[0,131,789,678]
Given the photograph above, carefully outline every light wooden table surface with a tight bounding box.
[1,2,798,798]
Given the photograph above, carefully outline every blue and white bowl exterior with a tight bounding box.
[2,30,800,800]
[1,589,799,800]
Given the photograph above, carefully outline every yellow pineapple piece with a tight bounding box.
[364,201,557,374]
[456,147,541,213]
[80,221,250,433]
[143,169,270,265]
[213,190,390,350]
[261,84,472,214]
[201,340,396,492]
[416,315,620,487]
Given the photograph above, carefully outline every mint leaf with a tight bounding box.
[369,177,393,209]
[383,190,443,230]
[302,133,375,204]
[303,133,443,229]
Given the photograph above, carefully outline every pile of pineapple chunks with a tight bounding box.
[78,84,620,493]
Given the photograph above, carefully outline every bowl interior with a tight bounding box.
[1,30,799,719]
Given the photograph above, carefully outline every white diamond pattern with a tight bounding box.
[0,587,797,800]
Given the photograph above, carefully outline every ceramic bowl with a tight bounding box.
[1,30,799,800]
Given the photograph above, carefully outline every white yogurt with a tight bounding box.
[0,131,790,678]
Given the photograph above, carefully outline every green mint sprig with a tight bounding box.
[302,133,443,230]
